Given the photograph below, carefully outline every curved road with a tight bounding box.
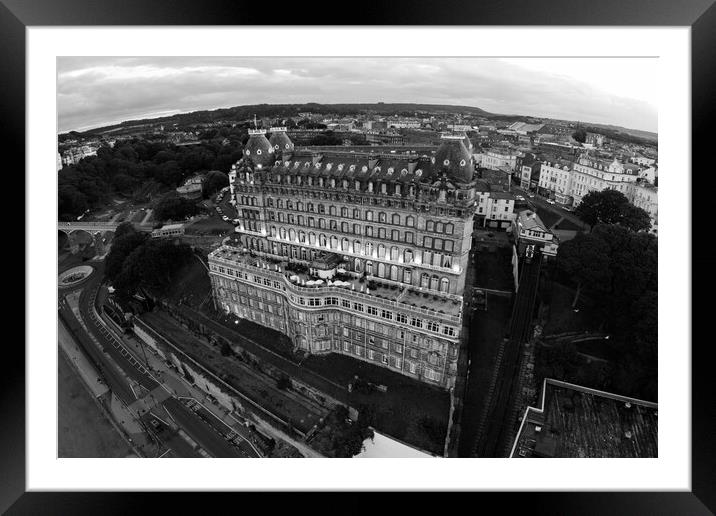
[59,262,259,458]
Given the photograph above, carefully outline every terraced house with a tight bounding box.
[208,128,479,389]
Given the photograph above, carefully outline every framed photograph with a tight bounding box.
[5,0,712,512]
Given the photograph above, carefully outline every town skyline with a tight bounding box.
[57,57,658,134]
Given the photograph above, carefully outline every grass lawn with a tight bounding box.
[535,206,562,228]
[554,217,582,231]
[58,347,135,458]
[473,246,515,292]
[185,214,234,235]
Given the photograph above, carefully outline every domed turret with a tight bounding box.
[243,129,275,169]
[269,127,295,160]
[434,134,474,183]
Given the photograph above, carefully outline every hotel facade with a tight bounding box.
[208,128,478,389]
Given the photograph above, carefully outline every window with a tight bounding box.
[353,302,364,312]
[391,229,400,241]
[342,299,351,308]
[426,220,435,232]
[405,232,414,244]
[410,317,422,328]
[427,321,440,332]
[396,313,407,324]
[406,216,415,227]
[367,306,378,316]
[424,236,433,248]
[380,309,392,320]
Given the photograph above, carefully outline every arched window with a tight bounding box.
[365,211,373,221]
[309,232,316,245]
[379,212,387,223]
[354,258,363,272]
[342,180,349,189]
[421,273,430,288]
[390,246,399,261]
[341,238,349,252]
[406,216,415,227]
[390,265,399,281]
[378,244,386,258]
[391,229,400,241]
[354,240,362,254]
[330,235,338,249]
[377,263,386,278]
[430,275,439,291]
[392,214,400,225]
[329,206,336,216]
[341,222,348,233]
[341,207,348,218]
[427,220,435,232]
[365,242,374,256]
[353,209,360,219]
[270,226,277,237]
[445,223,454,234]
[280,227,287,239]
[289,229,297,241]
[299,231,306,244]
[403,269,412,284]
[319,234,327,247]
[366,261,374,275]
[440,277,450,293]
[404,249,413,263]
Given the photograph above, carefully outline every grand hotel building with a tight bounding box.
[208,127,478,389]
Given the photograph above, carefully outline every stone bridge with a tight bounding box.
[58,221,152,255]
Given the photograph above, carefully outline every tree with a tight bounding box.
[556,232,611,307]
[153,193,200,222]
[572,128,587,143]
[575,189,651,232]
[202,170,229,198]
[619,203,652,232]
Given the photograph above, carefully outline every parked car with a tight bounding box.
[547,199,556,205]
[528,193,535,198]
[515,195,525,201]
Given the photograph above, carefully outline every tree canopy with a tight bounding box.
[58,138,245,220]
[153,193,201,222]
[104,224,193,300]
[572,128,587,143]
[574,189,652,232]
[554,223,657,400]
[202,170,229,198]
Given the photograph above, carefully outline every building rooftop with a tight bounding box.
[511,379,658,458]
[517,210,548,232]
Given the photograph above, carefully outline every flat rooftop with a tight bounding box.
[511,379,658,458]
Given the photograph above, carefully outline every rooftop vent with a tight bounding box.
[625,402,632,408]
[535,426,542,433]
[625,431,633,439]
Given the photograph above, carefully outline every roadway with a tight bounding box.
[511,186,589,231]
[474,250,542,457]
[59,262,260,458]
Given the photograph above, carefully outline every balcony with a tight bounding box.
[209,246,463,323]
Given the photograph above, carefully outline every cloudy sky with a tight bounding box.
[57,57,658,134]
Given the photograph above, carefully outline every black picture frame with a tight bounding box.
[4,0,712,513]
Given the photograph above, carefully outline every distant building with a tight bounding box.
[510,378,657,458]
[474,145,518,171]
[365,131,406,146]
[151,224,185,238]
[632,181,658,232]
[473,183,516,230]
[571,154,641,207]
[538,158,573,204]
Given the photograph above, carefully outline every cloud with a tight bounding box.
[57,57,657,133]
